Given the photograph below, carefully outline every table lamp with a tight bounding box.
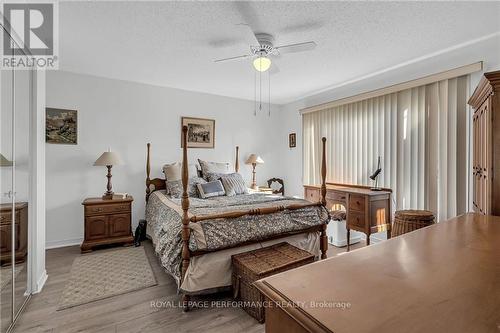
[245,154,264,190]
[94,150,123,199]
[369,156,382,191]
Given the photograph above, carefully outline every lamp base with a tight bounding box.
[370,187,382,191]
[102,192,114,200]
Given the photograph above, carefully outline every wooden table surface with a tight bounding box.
[304,184,392,196]
[255,213,500,333]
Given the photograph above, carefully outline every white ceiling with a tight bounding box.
[59,1,500,104]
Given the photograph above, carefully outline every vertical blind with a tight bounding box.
[303,75,469,221]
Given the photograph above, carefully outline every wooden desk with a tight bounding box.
[304,183,392,250]
[255,213,500,333]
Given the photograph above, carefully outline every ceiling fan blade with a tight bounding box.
[275,41,317,55]
[235,23,259,46]
[214,54,251,63]
[269,63,280,75]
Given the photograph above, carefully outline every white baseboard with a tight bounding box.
[45,237,83,249]
[33,270,48,294]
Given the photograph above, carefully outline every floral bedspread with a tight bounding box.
[146,190,329,285]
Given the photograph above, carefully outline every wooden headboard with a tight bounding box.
[145,143,240,202]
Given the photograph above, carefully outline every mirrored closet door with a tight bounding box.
[0,32,33,333]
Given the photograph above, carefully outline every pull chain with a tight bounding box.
[268,71,271,116]
[259,70,262,111]
[254,70,257,116]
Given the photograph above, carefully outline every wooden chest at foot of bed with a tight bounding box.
[231,242,315,323]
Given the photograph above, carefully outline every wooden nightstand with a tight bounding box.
[248,187,274,194]
[257,187,274,194]
[0,202,28,265]
[81,196,134,253]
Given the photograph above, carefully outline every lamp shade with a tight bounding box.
[245,154,264,165]
[93,151,123,166]
[0,153,13,167]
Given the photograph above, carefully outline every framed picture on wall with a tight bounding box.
[46,108,78,144]
[289,133,296,148]
[181,117,215,148]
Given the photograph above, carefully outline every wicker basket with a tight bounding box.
[392,210,436,237]
[231,242,314,323]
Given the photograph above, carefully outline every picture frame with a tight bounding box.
[46,108,78,144]
[289,133,296,148]
[181,117,215,148]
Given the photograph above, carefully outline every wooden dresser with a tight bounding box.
[304,183,391,250]
[0,202,28,265]
[468,70,500,215]
[255,213,500,333]
[81,196,134,253]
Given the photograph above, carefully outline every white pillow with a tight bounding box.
[198,159,231,179]
[162,162,198,181]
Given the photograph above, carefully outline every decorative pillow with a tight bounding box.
[219,173,248,196]
[162,162,198,181]
[197,180,226,199]
[206,172,226,182]
[166,177,206,198]
[198,159,231,179]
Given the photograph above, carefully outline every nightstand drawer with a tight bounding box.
[0,224,20,252]
[0,211,21,226]
[85,203,130,216]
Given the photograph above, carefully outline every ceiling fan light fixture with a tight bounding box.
[253,56,271,72]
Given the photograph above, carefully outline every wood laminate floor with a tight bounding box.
[13,240,364,333]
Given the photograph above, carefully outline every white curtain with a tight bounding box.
[303,76,469,221]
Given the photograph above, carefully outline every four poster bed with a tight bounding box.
[145,126,329,309]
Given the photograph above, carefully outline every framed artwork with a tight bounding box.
[46,108,78,144]
[181,117,215,148]
[289,133,296,148]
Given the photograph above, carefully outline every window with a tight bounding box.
[303,76,469,221]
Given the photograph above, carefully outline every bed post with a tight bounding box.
[146,143,151,203]
[235,146,240,173]
[320,137,328,259]
[181,126,191,310]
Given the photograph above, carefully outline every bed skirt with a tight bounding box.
[147,226,320,295]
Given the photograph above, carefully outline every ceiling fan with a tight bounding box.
[213,26,317,73]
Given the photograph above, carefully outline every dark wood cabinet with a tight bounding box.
[0,202,28,265]
[81,196,134,253]
[468,71,500,215]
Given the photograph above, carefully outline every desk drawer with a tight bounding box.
[85,203,130,216]
[326,191,347,202]
[349,211,365,229]
[304,188,320,203]
[349,195,366,212]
